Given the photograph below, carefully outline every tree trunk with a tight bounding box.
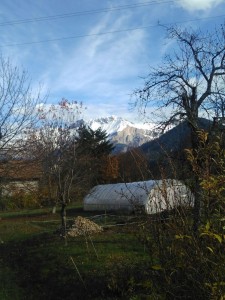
[189,123,202,232]
[192,176,201,232]
[52,205,56,214]
[60,202,67,242]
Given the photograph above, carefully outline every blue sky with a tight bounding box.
[0,0,225,122]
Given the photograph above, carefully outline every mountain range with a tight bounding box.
[86,116,159,153]
[86,116,215,155]
[139,118,214,158]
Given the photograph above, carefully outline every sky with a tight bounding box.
[0,0,225,123]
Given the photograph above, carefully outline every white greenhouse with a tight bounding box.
[83,180,194,214]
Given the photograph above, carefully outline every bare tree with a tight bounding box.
[0,55,46,209]
[134,25,225,132]
[133,24,225,230]
[0,55,46,154]
[29,99,84,241]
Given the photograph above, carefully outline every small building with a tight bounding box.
[0,160,43,196]
[83,180,194,214]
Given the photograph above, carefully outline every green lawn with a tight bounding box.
[0,206,151,300]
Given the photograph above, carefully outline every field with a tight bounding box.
[0,205,152,300]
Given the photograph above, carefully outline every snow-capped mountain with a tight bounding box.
[87,116,159,153]
[88,116,152,133]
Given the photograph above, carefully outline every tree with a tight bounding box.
[101,155,119,183]
[186,129,225,220]
[117,148,149,182]
[0,55,45,153]
[75,125,115,186]
[30,99,84,240]
[0,56,46,209]
[134,24,225,230]
[29,103,114,240]
[76,125,114,156]
[134,25,225,134]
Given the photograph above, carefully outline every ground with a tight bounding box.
[0,205,151,300]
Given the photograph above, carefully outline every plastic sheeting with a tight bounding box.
[83,180,194,214]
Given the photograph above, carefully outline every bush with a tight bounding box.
[0,191,41,211]
[135,131,225,299]
[136,211,225,299]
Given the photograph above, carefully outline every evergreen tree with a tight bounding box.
[76,125,114,157]
[76,125,114,185]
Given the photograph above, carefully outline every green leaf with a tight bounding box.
[175,234,191,240]
[205,221,210,231]
[206,246,214,253]
[175,234,182,239]
[151,265,163,270]
[200,232,223,243]
[213,234,222,243]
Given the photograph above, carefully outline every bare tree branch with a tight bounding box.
[133,23,225,130]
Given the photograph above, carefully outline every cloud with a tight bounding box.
[175,0,225,11]
[2,0,223,124]
[47,11,148,117]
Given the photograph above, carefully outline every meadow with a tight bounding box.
[1,204,224,300]
[0,206,152,300]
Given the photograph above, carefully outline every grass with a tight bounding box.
[2,205,223,299]
[0,205,151,299]
[0,202,84,218]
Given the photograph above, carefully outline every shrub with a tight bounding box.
[135,131,225,299]
[0,191,41,210]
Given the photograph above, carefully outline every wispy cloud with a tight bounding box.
[0,0,224,123]
[46,11,148,116]
[175,0,225,11]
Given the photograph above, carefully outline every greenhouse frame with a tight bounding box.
[83,179,194,214]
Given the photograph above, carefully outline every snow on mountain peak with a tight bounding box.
[88,116,155,135]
